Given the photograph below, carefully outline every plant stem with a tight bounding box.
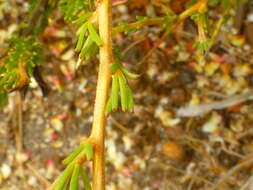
[138,0,209,64]
[112,17,164,34]
[90,0,112,189]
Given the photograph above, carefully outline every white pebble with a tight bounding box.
[1,164,11,179]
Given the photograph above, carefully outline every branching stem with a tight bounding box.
[90,0,112,189]
[138,0,209,64]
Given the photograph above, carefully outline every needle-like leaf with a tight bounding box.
[84,42,98,60]
[121,68,139,79]
[83,143,93,161]
[65,0,75,21]
[69,163,80,190]
[80,36,94,58]
[76,24,88,52]
[110,61,121,73]
[126,86,134,111]
[55,163,75,190]
[118,73,128,111]
[111,74,119,110]
[80,167,92,190]
[63,144,85,165]
[87,22,103,46]
[105,96,113,115]
[73,12,93,25]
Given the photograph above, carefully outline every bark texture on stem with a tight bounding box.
[91,0,112,189]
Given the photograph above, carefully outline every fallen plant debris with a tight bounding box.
[177,90,253,117]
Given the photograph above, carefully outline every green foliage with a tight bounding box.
[118,21,139,34]
[221,0,232,9]
[208,0,220,7]
[58,0,95,22]
[73,11,103,68]
[27,0,53,36]
[75,20,102,68]
[190,11,208,27]
[34,5,52,35]
[69,164,80,190]
[106,59,138,115]
[83,143,93,161]
[63,142,94,165]
[55,163,75,190]
[207,0,237,8]
[0,37,43,106]
[118,72,130,111]
[111,74,119,110]
[194,39,212,54]
[0,90,8,107]
[0,0,52,107]
[63,144,86,165]
[59,0,86,22]
[28,0,39,13]
[3,37,43,78]
[121,67,139,80]
[87,22,103,46]
[106,48,138,114]
[80,168,92,190]
[53,142,93,190]
[186,0,199,8]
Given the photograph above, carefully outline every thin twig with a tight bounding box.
[138,0,209,65]
[112,0,128,6]
[122,37,145,55]
[187,170,199,190]
[17,92,23,154]
[177,90,253,117]
[12,92,24,176]
[157,161,213,185]
[112,17,165,35]
[26,163,51,187]
[239,175,253,190]
[110,117,130,133]
[236,128,253,140]
[212,157,253,190]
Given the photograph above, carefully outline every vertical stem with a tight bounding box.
[90,0,112,189]
[17,91,23,154]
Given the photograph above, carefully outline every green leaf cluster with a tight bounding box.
[54,163,91,190]
[63,143,93,165]
[53,143,93,190]
[0,37,43,106]
[194,39,212,54]
[106,60,138,115]
[75,19,103,68]
[58,0,95,22]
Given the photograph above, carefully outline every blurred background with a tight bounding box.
[1,0,253,189]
